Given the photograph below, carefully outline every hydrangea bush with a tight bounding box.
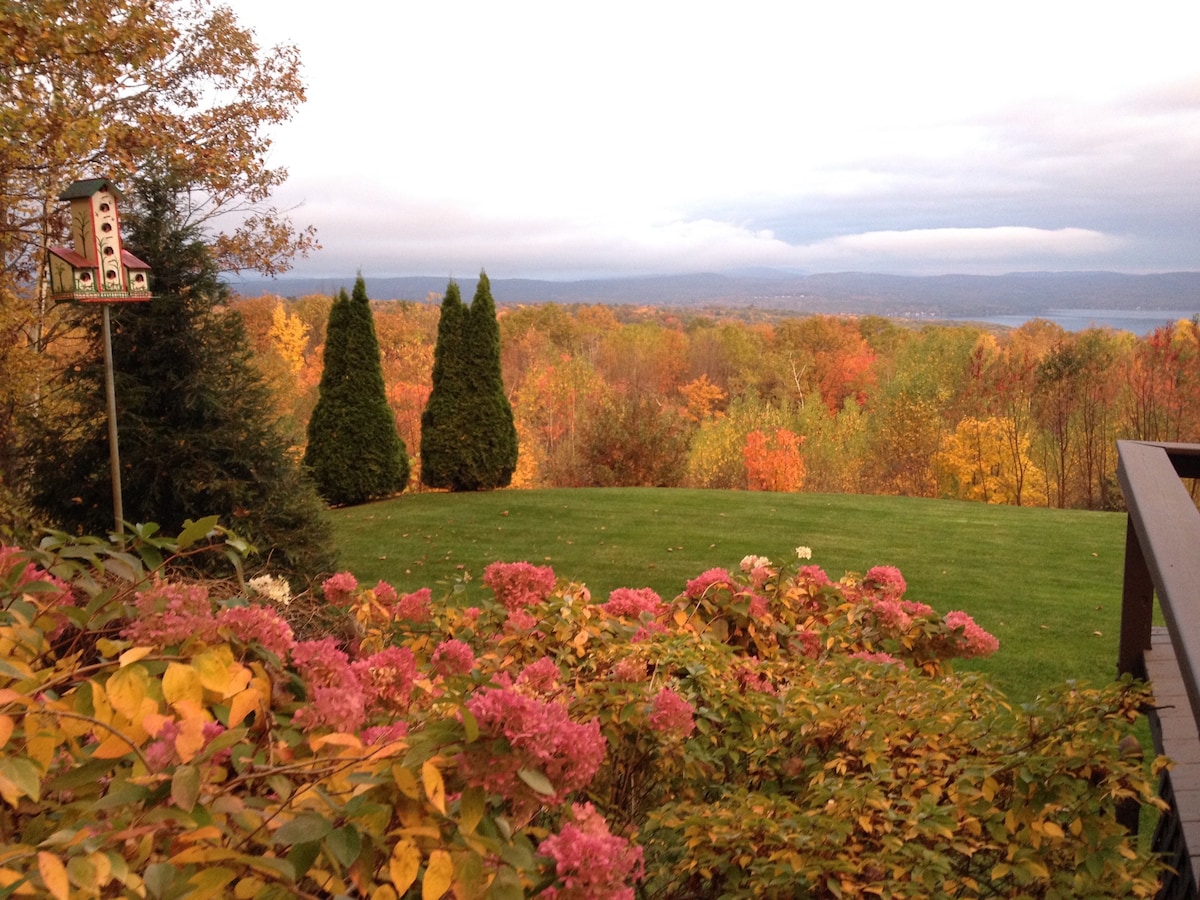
[0,527,1167,898]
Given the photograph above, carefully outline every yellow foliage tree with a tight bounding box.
[938,416,1048,506]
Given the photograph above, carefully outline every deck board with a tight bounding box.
[1147,626,1200,893]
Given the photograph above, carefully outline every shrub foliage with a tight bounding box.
[0,528,1166,898]
[305,276,410,506]
[421,272,518,491]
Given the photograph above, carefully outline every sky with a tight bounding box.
[226,1,1200,282]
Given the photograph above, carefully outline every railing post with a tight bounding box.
[1118,514,1154,681]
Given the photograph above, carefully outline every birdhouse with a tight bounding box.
[46,178,152,302]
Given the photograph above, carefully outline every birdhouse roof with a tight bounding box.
[122,250,151,270]
[58,178,126,202]
[47,246,93,268]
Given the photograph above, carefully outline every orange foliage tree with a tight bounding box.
[743,428,806,492]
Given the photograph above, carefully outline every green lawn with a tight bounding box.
[330,488,1129,707]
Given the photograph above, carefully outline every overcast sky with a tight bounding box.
[227,1,1200,282]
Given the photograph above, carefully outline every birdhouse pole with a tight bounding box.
[101,303,124,532]
[46,178,154,537]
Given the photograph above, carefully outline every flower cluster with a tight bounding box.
[291,638,366,733]
[218,604,296,659]
[739,555,771,572]
[647,687,695,739]
[392,586,432,623]
[684,568,732,600]
[538,802,645,900]
[355,646,417,711]
[321,571,358,606]
[604,587,664,620]
[944,610,1001,658]
[461,686,606,821]
[862,565,907,597]
[431,639,475,677]
[483,561,557,610]
[122,580,218,648]
[246,573,292,606]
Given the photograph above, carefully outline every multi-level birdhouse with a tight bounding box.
[46,178,152,302]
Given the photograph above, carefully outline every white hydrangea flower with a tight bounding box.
[739,555,772,572]
[795,546,813,560]
[247,573,292,606]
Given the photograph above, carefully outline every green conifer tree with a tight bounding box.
[420,272,518,490]
[28,166,336,578]
[304,276,409,505]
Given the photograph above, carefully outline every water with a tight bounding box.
[958,309,1199,336]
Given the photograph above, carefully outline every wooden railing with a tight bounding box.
[1118,440,1200,900]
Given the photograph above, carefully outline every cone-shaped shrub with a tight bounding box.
[304,276,409,505]
[421,272,518,490]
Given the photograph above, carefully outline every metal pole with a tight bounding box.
[101,303,124,535]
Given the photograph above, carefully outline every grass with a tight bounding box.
[330,488,1129,707]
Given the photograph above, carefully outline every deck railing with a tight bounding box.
[1117,439,1200,899]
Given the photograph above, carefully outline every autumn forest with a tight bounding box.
[235,292,1199,510]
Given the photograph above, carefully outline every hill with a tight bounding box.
[229,269,1200,319]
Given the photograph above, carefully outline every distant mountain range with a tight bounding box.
[228,270,1200,319]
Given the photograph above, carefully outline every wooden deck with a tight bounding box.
[1146,627,1200,896]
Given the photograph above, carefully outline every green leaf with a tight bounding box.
[488,867,526,900]
[517,767,555,796]
[143,862,179,899]
[326,825,362,868]
[275,811,332,846]
[171,764,201,812]
[286,841,321,879]
[176,516,220,551]
[0,757,42,801]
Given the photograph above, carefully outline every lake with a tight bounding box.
[956,308,1199,336]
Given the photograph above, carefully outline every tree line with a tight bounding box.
[238,294,1200,511]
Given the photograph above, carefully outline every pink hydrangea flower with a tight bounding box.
[517,657,561,693]
[372,580,397,606]
[611,658,647,682]
[943,610,1000,658]
[462,607,482,624]
[871,598,912,634]
[362,722,409,745]
[291,638,367,732]
[539,802,645,900]
[431,639,475,676]
[863,565,906,597]
[505,608,538,632]
[217,604,296,660]
[748,594,769,620]
[0,546,74,635]
[321,571,358,607]
[460,687,606,822]
[605,587,664,619]
[901,599,935,618]
[483,561,556,610]
[647,687,695,739]
[793,629,822,660]
[684,568,732,600]
[122,579,218,648]
[354,646,417,710]
[796,565,832,588]
[393,587,432,623]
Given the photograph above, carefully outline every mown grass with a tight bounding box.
[330,488,1128,707]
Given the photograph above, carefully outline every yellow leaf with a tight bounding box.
[423,759,446,814]
[0,715,12,750]
[371,886,399,900]
[106,665,150,721]
[174,710,207,763]
[392,764,420,799]
[37,852,69,900]
[119,647,153,667]
[981,776,998,802]
[227,687,261,728]
[1041,820,1064,839]
[24,710,59,770]
[193,645,247,698]
[389,840,420,894]
[422,850,453,900]
[162,663,203,708]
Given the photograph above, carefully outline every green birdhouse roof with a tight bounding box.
[58,178,126,201]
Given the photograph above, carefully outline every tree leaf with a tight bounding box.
[327,825,362,868]
[517,768,555,796]
[171,764,201,812]
[422,759,446,813]
[388,840,420,894]
[37,852,69,900]
[275,811,332,846]
[422,849,453,900]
